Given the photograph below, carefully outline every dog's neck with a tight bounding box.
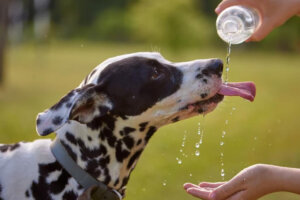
[56,114,157,195]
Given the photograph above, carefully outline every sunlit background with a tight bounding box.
[0,0,299,199]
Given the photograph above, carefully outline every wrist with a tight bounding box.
[255,164,282,193]
[291,0,300,15]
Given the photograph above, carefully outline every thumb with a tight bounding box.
[248,19,274,41]
[215,0,252,14]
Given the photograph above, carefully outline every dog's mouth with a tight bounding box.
[181,81,256,114]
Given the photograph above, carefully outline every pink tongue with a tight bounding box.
[218,82,256,102]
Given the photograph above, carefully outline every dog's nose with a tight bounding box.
[207,59,223,76]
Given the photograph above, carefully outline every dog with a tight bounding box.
[0,52,255,200]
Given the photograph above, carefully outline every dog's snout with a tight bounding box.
[207,59,223,77]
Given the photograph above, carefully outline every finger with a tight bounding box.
[224,190,246,200]
[215,0,252,14]
[249,20,274,41]
[187,187,211,200]
[209,178,245,200]
[199,182,226,188]
[183,183,200,190]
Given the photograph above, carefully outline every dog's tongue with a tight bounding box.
[218,82,256,102]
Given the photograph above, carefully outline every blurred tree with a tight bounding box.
[127,0,215,48]
[0,0,9,85]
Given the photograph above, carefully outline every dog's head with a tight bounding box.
[36,52,224,136]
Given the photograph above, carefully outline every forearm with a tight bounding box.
[270,165,300,194]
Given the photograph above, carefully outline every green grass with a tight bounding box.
[1,41,300,200]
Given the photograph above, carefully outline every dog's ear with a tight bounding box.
[36,84,112,136]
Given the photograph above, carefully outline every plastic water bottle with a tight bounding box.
[216,6,260,44]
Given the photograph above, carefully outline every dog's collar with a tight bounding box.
[50,138,122,200]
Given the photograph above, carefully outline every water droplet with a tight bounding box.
[179,149,183,153]
[178,159,182,165]
[225,120,228,125]
[189,173,193,177]
[220,152,224,156]
[232,107,236,111]
[162,181,167,186]
[195,150,200,156]
[199,139,203,144]
[195,143,200,148]
[220,141,224,146]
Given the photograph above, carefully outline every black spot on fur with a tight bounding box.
[201,93,208,99]
[99,156,110,168]
[36,118,41,125]
[102,127,117,147]
[195,73,203,79]
[139,122,149,132]
[127,150,143,169]
[76,138,105,160]
[65,132,77,145]
[114,178,120,186]
[121,176,130,188]
[202,69,209,76]
[145,126,157,143]
[50,171,70,194]
[62,191,78,200]
[203,79,208,84]
[25,190,30,197]
[172,116,180,122]
[122,127,136,135]
[31,162,69,200]
[0,143,20,153]
[52,116,63,125]
[116,141,130,162]
[51,90,75,111]
[86,159,101,178]
[137,139,142,145]
[88,136,92,141]
[123,136,134,149]
[66,103,72,108]
[103,168,111,185]
[43,128,53,136]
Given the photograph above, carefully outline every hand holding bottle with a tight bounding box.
[216,0,300,42]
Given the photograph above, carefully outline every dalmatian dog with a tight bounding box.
[0,52,255,200]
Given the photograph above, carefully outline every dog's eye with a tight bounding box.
[151,67,164,80]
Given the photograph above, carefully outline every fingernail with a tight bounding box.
[215,7,221,13]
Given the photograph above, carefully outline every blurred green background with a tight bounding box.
[0,0,300,200]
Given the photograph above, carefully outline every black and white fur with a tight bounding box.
[0,52,224,200]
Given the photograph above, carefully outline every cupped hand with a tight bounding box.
[183,164,277,200]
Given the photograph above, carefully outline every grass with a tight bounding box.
[1,41,300,200]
